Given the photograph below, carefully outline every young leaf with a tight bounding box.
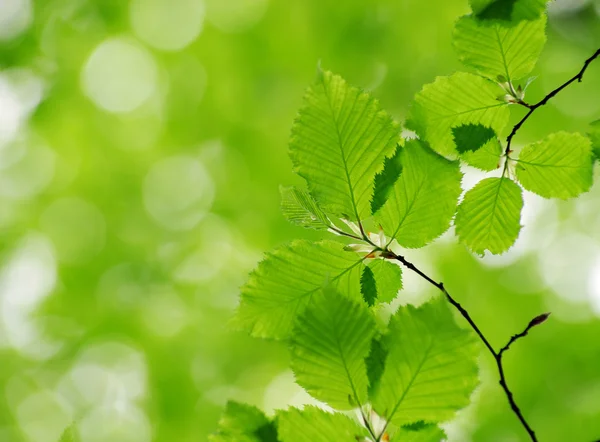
[210,401,278,442]
[367,259,402,303]
[515,131,593,199]
[376,140,463,248]
[452,123,496,154]
[290,69,400,222]
[470,0,547,22]
[460,136,503,171]
[371,298,479,426]
[277,406,368,442]
[233,240,365,339]
[360,265,378,307]
[389,423,446,442]
[408,72,510,158]
[455,177,523,255]
[453,15,546,82]
[290,288,376,409]
[589,120,600,160]
[372,144,403,214]
[280,186,331,230]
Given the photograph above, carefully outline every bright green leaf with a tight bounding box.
[360,265,377,307]
[280,186,331,230]
[210,401,278,442]
[372,144,403,214]
[376,140,463,248]
[408,72,510,158]
[290,69,400,221]
[389,423,446,442]
[233,240,365,339]
[455,177,523,255]
[460,136,503,171]
[367,259,402,304]
[277,406,368,442]
[470,0,547,21]
[515,131,594,199]
[372,298,479,426]
[290,288,376,409]
[453,15,546,82]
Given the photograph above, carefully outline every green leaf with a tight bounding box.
[360,265,378,307]
[389,423,446,442]
[455,177,523,255]
[372,144,403,214]
[234,240,365,339]
[515,131,594,199]
[367,259,402,304]
[470,0,547,22]
[459,136,503,171]
[589,120,600,160]
[376,140,463,248]
[280,186,331,230]
[290,288,376,409]
[290,69,400,222]
[371,298,479,426]
[408,72,510,158]
[277,406,368,442]
[453,15,546,82]
[452,123,496,154]
[210,401,279,442]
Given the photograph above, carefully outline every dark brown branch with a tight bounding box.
[504,47,600,157]
[384,251,546,442]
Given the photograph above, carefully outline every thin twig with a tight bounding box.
[504,47,600,159]
[384,251,545,441]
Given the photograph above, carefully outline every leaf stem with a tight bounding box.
[383,251,547,442]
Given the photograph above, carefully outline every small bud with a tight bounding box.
[529,312,551,328]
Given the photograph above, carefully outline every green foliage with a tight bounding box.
[210,401,278,442]
[408,72,510,158]
[290,288,375,409]
[365,259,402,303]
[589,120,600,160]
[280,186,332,230]
[371,298,479,426]
[277,406,369,442]
[455,177,524,255]
[453,15,546,82]
[234,240,365,339]
[290,69,400,221]
[215,2,600,439]
[515,131,594,199]
[376,140,463,248]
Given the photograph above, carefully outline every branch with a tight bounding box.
[504,47,600,158]
[383,250,547,442]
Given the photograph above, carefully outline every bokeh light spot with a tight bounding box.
[77,405,151,442]
[130,0,205,51]
[81,38,158,113]
[143,156,214,231]
[0,0,32,41]
[16,390,72,442]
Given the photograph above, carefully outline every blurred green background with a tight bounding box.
[1,0,600,441]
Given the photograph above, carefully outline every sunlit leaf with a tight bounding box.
[515,131,593,199]
[372,144,403,214]
[210,401,278,442]
[470,0,548,21]
[277,406,368,442]
[290,69,400,221]
[455,177,523,255]
[280,186,331,230]
[452,123,496,154]
[291,288,376,409]
[233,240,365,339]
[453,15,546,82]
[408,72,510,158]
[376,140,462,248]
[367,259,402,303]
[372,298,479,426]
[389,423,446,442]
